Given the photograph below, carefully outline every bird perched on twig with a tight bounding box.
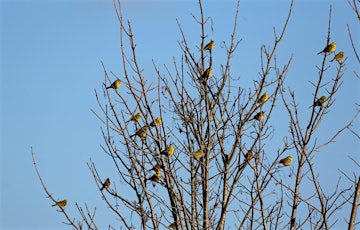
[245,150,253,162]
[279,156,293,166]
[251,111,265,122]
[149,117,162,127]
[147,171,162,183]
[161,145,175,157]
[330,51,344,63]
[314,96,327,107]
[52,199,67,208]
[190,149,204,159]
[258,91,269,104]
[168,222,178,229]
[150,163,161,173]
[199,67,212,82]
[130,126,148,138]
[203,40,214,51]
[317,42,336,54]
[100,178,110,191]
[106,79,121,90]
[127,112,141,123]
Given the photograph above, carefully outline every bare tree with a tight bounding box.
[32,0,359,229]
[346,0,360,81]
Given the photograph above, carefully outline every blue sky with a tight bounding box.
[1,0,359,229]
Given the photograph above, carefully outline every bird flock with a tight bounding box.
[52,41,344,216]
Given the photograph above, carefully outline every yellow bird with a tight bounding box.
[150,163,162,172]
[258,91,269,104]
[245,150,253,162]
[147,171,162,182]
[161,145,175,157]
[191,149,204,159]
[150,117,162,127]
[330,51,344,62]
[314,96,327,107]
[199,67,213,82]
[252,111,265,121]
[100,178,111,191]
[317,42,336,54]
[52,199,67,208]
[130,126,148,138]
[203,40,214,51]
[279,156,293,166]
[128,112,141,123]
[106,79,121,90]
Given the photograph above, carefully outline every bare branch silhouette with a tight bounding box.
[32,0,359,229]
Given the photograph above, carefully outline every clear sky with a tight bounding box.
[1,0,359,229]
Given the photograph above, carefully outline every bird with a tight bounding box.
[147,171,162,182]
[245,150,253,162]
[127,112,141,123]
[161,145,175,157]
[130,126,148,138]
[168,222,177,229]
[52,199,67,208]
[149,117,162,127]
[106,79,121,90]
[330,51,344,62]
[150,163,162,172]
[251,111,265,121]
[258,91,269,104]
[314,96,327,107]
[203,40,214,51]
[279,156,293,166]
[191,149,204,159]
[100,178,110,191]
[317,42,336,54]
[199,67,213,82]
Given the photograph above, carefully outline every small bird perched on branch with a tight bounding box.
[130,126,148,138]
[149,117,162,127]
[199,67,212,82]
[168,222,178,229]
[245,150,253,162]
[279,156,293,166]
[150,163,161,172]
[203,40,214,51]
[258,91,269,104]
[317,42,336,54]
[100,178,110,191]
[251,111,265,122]
[330,51,344,63]
[52,199,67,208]
[147,171,162,183]
[106,79,121,90]
[127,112,141,123]
[314,96,327,107]
[190,149,204,159]
[161,145,175,157]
